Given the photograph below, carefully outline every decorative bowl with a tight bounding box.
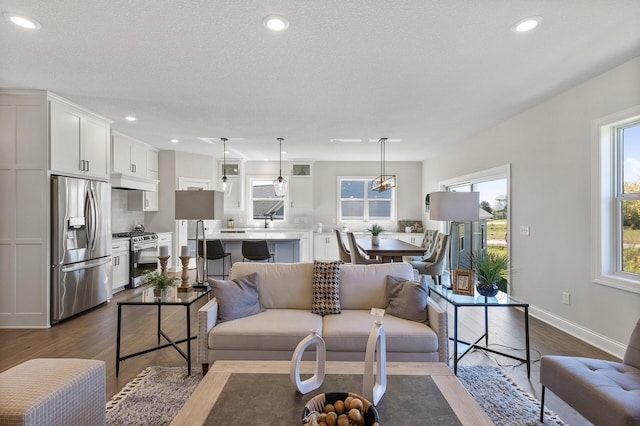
[302,392,379,425]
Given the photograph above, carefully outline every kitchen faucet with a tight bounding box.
[264,213,274,228]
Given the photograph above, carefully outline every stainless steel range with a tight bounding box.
[113,231,158,288]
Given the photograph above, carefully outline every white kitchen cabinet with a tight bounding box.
[219,160,243,211]
[313,233,339,261]
[112,131,147,177]
[396,233,424,246]
[112,239,130,293]
[289,162,313,210]
[50,98,111,180]
[128,188,158,211]
[147,148,159,175]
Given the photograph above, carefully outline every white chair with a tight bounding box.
[409,233,449,285]
[335,229,351,263]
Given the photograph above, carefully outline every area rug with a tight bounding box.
[105,365,564,426]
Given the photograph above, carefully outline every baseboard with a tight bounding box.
[528,305,626,359]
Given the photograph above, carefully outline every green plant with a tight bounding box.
[470,251,509,289]
[142,270,178,290]
[368,224,383,236]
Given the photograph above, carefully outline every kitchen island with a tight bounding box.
[204,229,313,276]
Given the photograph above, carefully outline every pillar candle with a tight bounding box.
[159,245,169,257]
[180,245,189,257]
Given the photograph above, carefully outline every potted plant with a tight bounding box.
[470,251,509,297]
[142,270,178,297]
[368,224,383,246]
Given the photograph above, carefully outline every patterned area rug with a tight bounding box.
[105,365,564,425]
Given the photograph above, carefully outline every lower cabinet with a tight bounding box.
[112,240,130,294]
[313,234,339,261]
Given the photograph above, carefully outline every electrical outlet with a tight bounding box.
[562,292,570,305]
[519,225,530,236]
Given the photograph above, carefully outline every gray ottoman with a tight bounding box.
[0,358,106,426]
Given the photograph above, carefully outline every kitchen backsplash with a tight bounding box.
[111,189,144,233]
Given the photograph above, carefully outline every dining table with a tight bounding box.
[356,237,425,263]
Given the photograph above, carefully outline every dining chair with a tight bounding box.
[241,240,275,262]
[335,229,351,263]
[403,229,439,262]
[198,239,232,279]
[409,233,449,285]
[346,232,381,265]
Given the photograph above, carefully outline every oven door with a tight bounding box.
[130,240,158,288]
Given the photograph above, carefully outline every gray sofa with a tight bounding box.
[540,317,640,425]
[198,262,448,374]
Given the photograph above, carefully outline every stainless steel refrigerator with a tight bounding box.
[51,176,112,323]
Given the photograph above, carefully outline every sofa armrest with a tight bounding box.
[427,298,449,363]
[198,297,219,367]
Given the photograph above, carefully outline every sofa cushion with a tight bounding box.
[209,309,323,352]
[229,262,314,309]
[208,273,264,323]
[312,261,342,316]
[340,263,414,310]
[385,275,429,324]
[322,310,438,354]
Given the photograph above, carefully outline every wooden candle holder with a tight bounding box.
[158,256,170,277]
[178,256,192,292]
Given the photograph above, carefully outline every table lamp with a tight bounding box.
[429,191,480,288]
[175,190,224,286]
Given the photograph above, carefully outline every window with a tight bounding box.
[616,123,640,276]
[593,109,640,294]
[338,178,394,222]
[250,178,285,221]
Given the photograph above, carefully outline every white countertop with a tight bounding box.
[208,229,312,240]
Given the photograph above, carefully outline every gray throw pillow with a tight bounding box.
[385,275,429,323]
[207,273,264,323]
[311,261,342,316]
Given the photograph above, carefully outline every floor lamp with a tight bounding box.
[175,190,224,286]
[429,191,480,288]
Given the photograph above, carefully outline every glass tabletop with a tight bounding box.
[427,283,528,307]
[117,285,211,306]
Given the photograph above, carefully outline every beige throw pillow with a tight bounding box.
[385,275,429,324]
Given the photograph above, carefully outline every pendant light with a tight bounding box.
[273,137,288,196]
[371,138,396,192]
[218,138,232,195]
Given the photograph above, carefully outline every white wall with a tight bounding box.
[423,56,640,356]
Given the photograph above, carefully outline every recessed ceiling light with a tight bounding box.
[330,138,362,143]
[124,116,137,122]
[4,12,41,29]
[281,151,287,155]
[263,15,289,32]
[171,139,179,143]
[512,16,543,32]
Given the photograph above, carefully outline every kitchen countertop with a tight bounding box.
[207,229,312,240]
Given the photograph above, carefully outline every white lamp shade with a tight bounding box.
[429,191,480,222]
[174,190,224,220]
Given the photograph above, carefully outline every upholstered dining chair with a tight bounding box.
[241,240,274,262]
[403,229,439,263]
[335,229,351,263]
[409,233,449,285]
[198,239,232,279]
[346,232,381,265]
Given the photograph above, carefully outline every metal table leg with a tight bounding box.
[453,305,459,375]
[525,306,531,378]
[116,304,122,376]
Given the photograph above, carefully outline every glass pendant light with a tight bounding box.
[218,138,232,195]
[273,137,288,196]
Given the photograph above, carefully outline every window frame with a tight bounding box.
[592,107,640,294]
[337,176,397,225]
[247,176,287,224]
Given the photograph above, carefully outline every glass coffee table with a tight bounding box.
[116,285,211,376]
[427,283,531,378]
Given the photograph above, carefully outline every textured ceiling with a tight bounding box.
[1,1,639,162]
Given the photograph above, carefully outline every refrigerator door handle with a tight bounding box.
[61,257,111,273]
[86,185,98,256]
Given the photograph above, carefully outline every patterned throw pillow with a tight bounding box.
[311,261,342,316]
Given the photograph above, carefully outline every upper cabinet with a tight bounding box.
[219,160,243,211]
[289,162,314,210]
[110,131,159,191]
[50,98,111,180]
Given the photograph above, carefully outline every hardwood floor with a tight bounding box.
[0,286,619,425]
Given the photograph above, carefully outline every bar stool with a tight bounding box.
[241,240,275,262]
[198,239,232,279]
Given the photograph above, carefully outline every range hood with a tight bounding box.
[110,173,159,192]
